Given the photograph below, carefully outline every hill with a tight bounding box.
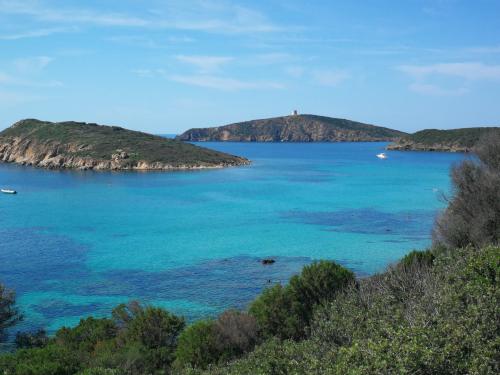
[0,119,249,170]
[387,127,500,152]
[176,114,406,142]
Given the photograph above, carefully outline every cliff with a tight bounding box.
[0,119,249,170]
[176,114,406,142]
[387,127,500,152]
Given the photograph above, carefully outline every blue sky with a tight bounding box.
[0,0,499,133]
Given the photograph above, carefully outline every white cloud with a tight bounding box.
[311,69,350,87]
[167,35,195,43]
[0,0,284,34]
[285,66,305,78]
[169,74,284,91]
[13,56,53,73]
[409,83,468,96]
[398,62,500,81]
[253,53,292,65]
[0,27,73,40]
[175,55,233,73]
[398,62,500,96]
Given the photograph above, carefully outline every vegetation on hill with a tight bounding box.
[0,119,249,170]
[0,136,498,374]
[176,114,406,142]
[387,126,500,152]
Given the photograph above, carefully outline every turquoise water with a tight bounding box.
[0,142,463,334]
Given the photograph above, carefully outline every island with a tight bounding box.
[0,119,249,170]
[387,127,500,152]
[176,114,406,142]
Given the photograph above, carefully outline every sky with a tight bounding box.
[0,0,500,134]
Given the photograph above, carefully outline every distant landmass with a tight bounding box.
[176,114,406,142]
[0,119,249,170]
[387,127,500,152]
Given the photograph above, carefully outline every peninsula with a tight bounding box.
[176,114,406,142]
[0,119,249,170]
[387,127,500,152]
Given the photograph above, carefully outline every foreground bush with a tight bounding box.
[434,133,500,248]
[206,245,499,375]
[0,302,185,375]
[249,261,354,340]
[174,311,259,371]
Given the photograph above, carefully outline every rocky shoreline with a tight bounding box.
[386,141,471,152]
[0,135,249,171]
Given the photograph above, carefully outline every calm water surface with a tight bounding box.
[0,142,464,334]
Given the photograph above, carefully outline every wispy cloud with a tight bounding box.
[169,74,284,91]
[285,66,305,78]
[409,83,468,96]
[398,62,500,81]
[175,55,234,73]
[311,69,350,87]
[0,27,73,40]
[0,0,285,34]
[13,56,53,73]
[398,62,500,96]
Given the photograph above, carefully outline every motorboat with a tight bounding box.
[1,189,17,194]
[376,153,387,159]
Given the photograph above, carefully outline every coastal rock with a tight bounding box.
[0,119,250,171]
[261,259,276,265]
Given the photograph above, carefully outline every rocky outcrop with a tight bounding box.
[0,137,246,170]
[177,114,406,142]
[0,119,250,171]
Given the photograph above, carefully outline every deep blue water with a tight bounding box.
[0,142,464,336]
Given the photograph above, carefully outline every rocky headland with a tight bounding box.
[0,119,249,170]
[387,127,500,152]
[176,114,406,142]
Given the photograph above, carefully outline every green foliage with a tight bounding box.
[0,283,22,343]
[174,311,259,371]
[401,127,500,148]
[0,119,247,167]
[434,134,500,248]
[249,261,354,340]
[213,245,499,375]
[400,249,435,269]
[174,320,218,371]
[0,302,185,375]
[15,329,49,349]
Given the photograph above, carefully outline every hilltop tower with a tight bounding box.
[291,110,299,116]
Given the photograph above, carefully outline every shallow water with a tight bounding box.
[0,142,463,334]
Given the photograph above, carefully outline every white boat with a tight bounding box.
[376,153,387,159]
[1,189,17,194]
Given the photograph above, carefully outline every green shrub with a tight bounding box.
[249,261,354,340]
[174,320,218,371]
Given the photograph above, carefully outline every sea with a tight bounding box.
[0,142,464,336]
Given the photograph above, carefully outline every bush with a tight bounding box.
[174,320,217,371]
[434,134,500,248]
[174,311,259,371]
[0,283,22,342]
[15,329,49,349]
[249,261,354,340]
[213,310,258,360]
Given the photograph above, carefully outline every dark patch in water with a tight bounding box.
[71,256,365,321]
[34,300,102,319]
[0,228,89,294]
[281,208,435,237]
